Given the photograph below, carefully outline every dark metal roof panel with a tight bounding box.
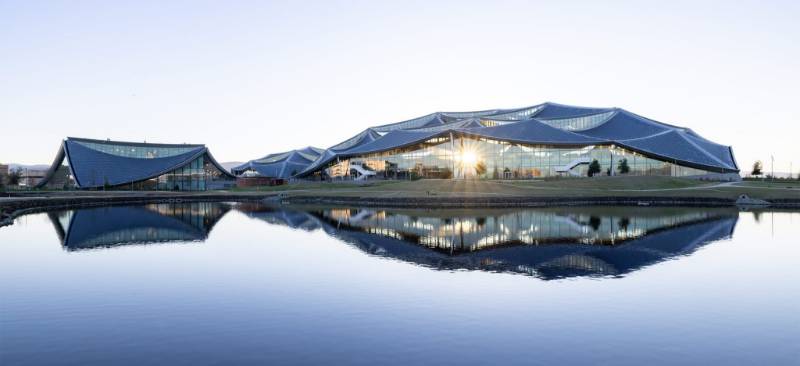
[616,130,735,171]
[578,110,669,140]
[344,130,444,155]
[64,140,206,187]
[458,118,606,145]
[532,102,613,119]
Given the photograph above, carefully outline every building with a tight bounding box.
[20,169,47,187]
[0,164,8,185]
[36,137,236,190]
[235,171,286,187]
[48,202,232,251]
[232,146,325,180]
[236,205,739,280]
[290,102,739,181]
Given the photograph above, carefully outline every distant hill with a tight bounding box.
[220,162,244,173]
[6,163,50,171]
[3,162,246,174]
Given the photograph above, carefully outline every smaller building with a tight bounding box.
[232,146,324,185]
[236,176,286,187]
[20,169,47,187]
[0,164,8,185]
[37,137,237,190]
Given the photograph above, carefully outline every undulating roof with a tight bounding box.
[231,146,325,179]
[286,102,738,176]
[49,203,232,250]
[37,137,235,188]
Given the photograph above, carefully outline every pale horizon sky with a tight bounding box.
[2,1,798,174]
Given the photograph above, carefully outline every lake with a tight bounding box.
[1,202,798,365]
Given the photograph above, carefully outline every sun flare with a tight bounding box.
[461,150,478,167]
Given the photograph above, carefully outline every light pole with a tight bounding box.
[771,155,774,180]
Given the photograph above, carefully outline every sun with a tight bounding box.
[461,150,478,167]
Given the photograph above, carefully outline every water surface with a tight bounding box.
[1,202,798,365]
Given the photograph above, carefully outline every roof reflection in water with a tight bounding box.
[236,204,738,280]
[49,202,232,251]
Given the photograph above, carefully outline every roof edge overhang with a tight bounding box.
[611,142,739,174]
[36,141,73,189]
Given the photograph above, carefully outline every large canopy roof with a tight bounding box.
[232,146,325,179]
[37,137,235,188]
[290,102,738,176]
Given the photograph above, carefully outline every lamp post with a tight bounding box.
[771,155,774,181]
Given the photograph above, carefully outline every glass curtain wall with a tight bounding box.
[324,135,711,180]
[319,207,724,250]
[156,155,207,191]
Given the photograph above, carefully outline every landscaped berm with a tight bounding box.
[236,176,800,201]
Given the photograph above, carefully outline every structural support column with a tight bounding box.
[449,132,456,180]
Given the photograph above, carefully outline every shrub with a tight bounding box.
[475,161,487,176]
[8,168,22,186]
[587,160,601,177]
[617,158,630,174]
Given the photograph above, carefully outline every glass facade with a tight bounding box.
[73,141,198,159]
[95,154,235,191]
[155,155,207,191]
[317,207,726,250]
[538,110,617,131]
[323,135,711,180]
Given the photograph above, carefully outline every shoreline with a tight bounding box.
[3,191,800,228]
[282,195,800,208]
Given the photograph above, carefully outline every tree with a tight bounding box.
[751,161,763,177]
[475,161,487,177]
[617,158,630,174]
[588,216,601,231]
[8,168,22,186]
[492,167,500,180]
[618,217,630,230]
[587,160,601,177]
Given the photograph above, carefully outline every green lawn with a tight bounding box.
[5,177,799,202]
[260,176,800,200]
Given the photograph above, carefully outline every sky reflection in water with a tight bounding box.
[1,203,798,365]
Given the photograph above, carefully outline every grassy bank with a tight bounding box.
[2,177,799,219]
[230,176,800,200]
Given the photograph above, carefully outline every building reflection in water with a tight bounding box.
[45,201,738,279]
[48,202,232,251]
[237,203,739,280]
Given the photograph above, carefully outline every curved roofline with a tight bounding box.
[67,136,205,149]
[612,141,737,173]
[284,101,738,178]
[534,102,616,118]
[39,139,236,189]
[36,141,72,189]
[204,150,238,179]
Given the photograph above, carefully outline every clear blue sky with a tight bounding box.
[1,0,798,174]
